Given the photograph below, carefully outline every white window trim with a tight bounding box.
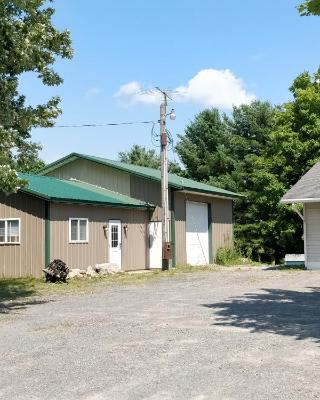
[69,218,89,244]
[0,218,21,245]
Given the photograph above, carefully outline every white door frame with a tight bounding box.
[108,220,122,269]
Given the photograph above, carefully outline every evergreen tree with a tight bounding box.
[119,144,182,174]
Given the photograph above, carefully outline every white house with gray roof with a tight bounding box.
[281,162,320,269]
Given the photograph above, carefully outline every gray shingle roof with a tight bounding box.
[281,162,320,203]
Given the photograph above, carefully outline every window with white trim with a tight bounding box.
[69,218,88,243]
[0,219,21,244]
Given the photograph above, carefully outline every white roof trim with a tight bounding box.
[179,190,235,201]
[281,198,320,204]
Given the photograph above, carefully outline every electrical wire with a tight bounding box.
[50,120,158,128]
[151,122,160,147]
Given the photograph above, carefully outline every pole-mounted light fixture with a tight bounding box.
[169,109,176,120]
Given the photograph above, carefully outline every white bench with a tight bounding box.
[284,254,305,266]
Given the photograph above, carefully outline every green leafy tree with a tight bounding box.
[119,144,182,174]
[0,0,73,193]
[298,0,320,15]
[243,68,320,262]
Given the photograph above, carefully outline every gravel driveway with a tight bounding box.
[1,267,320,400]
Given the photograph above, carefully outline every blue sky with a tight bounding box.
[22,0,320,164]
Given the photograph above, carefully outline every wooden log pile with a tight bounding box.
[43,259,69,282]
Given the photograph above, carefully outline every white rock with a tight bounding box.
[95,263,120,275]
[67,268,82,279]
[86,265,98,277]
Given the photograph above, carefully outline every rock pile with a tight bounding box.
[67,263,120,279]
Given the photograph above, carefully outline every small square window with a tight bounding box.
[69,218,88,243]
[0,219,20,244]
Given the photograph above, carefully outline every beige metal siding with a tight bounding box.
[305,203,320,265]
[174,192,187,265]
[47,159,131,195]
[212,198,233,255]
[174,192,233,265]
[50,203,148,271]
[130,175,162,221]
[0,193,45,278]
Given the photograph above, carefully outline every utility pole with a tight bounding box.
[159,91,171,270]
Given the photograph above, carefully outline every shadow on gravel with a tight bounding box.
[264,265,306,271]
[0,279,49,314]
[0,299,48,314]
[203,287,320,342]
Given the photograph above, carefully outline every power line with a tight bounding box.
[50,120,158,128]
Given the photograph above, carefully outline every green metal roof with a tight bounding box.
[39,153,243,199]
[18,173,151,208]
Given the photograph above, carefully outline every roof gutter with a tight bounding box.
[281,198,320,204]
[178,189,245,200]
[19,189,153,209]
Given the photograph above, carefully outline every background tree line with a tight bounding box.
[120,69,320,263]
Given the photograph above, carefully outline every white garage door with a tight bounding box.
[186,201,209,265]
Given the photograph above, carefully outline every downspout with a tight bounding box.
[291,203,304,221]
[170,190,176,268]
[45,201,51,267]
[292,202,307,267]
[208,203,213,264]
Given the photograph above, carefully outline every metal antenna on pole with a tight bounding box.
[157,87,175,270]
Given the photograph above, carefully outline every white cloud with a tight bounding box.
[175,69,256,108]
[114,81,161,105]
[115,81,140,97]
[115,69,255,109]
[86,87,101,97]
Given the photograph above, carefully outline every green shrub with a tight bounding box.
[215,247,245,265]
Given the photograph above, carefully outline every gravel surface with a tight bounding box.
[1,267,320,400]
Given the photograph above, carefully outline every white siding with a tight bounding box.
[305,203,320,269]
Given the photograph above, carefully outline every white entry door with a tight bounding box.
[186,201,209,265]
[149,221,162,269]
[109,220,122,268]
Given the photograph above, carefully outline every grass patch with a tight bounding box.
[0,278,38,301]
[0,265,218,302]
[0,277,101,301]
